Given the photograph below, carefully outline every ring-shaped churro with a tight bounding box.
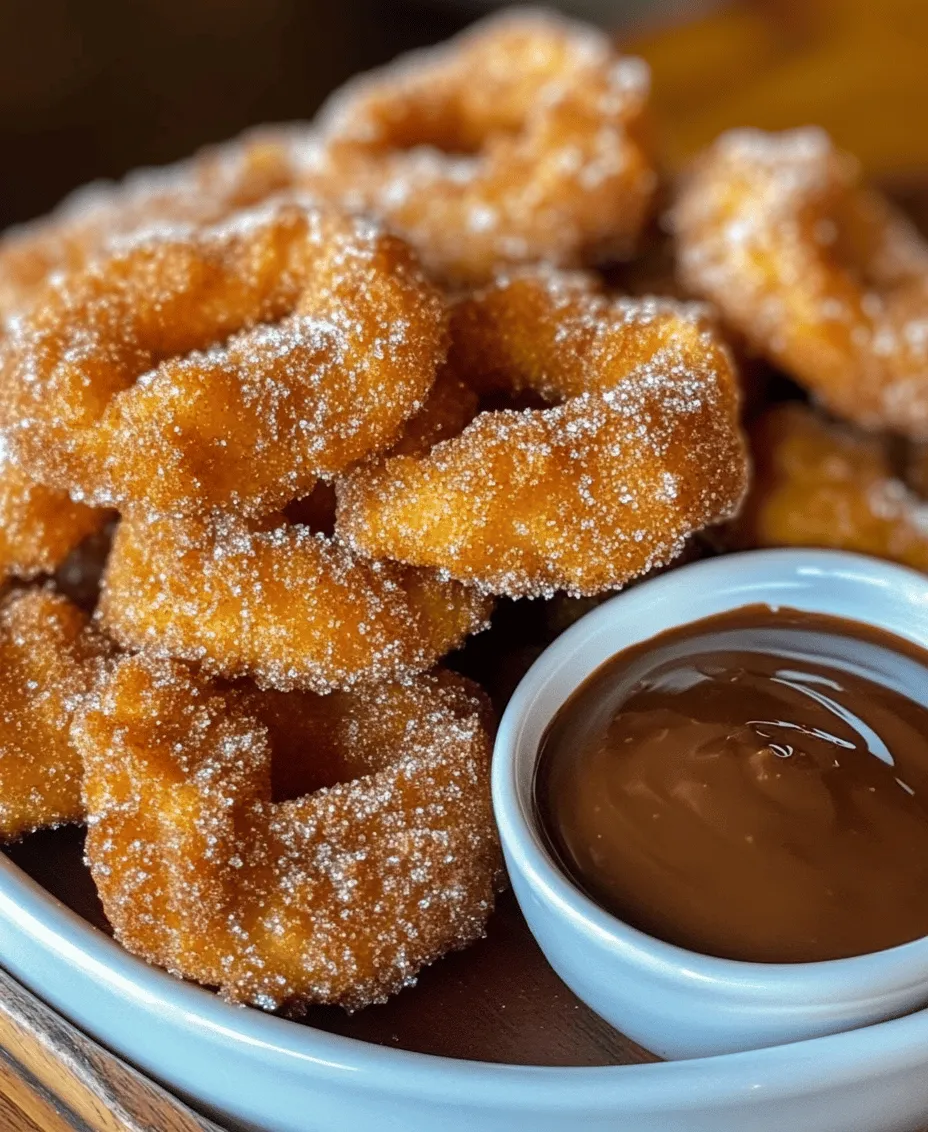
[0,126,311,318]
[308,10,655,284]
[76,655,501,1011]
[99,510,493,692]
[732,402,928,571]
[337,271,748,598]
[675,128,928,437]
[0,200,447,518]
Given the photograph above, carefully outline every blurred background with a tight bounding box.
[2,0,928,233]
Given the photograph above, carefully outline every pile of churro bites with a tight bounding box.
[3,10,921,1012]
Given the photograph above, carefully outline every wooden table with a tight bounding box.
[0,967,221,1132]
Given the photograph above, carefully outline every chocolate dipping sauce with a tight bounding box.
[534,605,928,963]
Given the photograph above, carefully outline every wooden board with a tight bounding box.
[0,957,222,1131]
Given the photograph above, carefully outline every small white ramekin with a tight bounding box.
[492,549,928,1060]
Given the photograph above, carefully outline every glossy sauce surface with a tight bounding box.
[534,605,928,963]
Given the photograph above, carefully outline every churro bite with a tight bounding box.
[76,655,501,1011]
[732,402,928,571]
[99,510,492,693]
[0,200,447,520]
[0,588,109,841]
[0,125,311,319]
[675,128,928,437]
[338,270,748,598]
[306,10,656,284]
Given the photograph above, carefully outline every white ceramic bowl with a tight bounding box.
[493,549,928,1061]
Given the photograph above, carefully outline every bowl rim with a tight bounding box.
[491,547,928,999]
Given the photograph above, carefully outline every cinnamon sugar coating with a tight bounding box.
[306,9,656,284]
[76,655,501,1011]
[0,454,108,580]
[99,511,492,692]
[386,367,479,458]
[0,200,447,519]
[732,402,928,571]
[337,270,748,598]
[675,128,928,437]
[0,125,311,318]
[0,15,836,1013]
[0,588,109,840]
